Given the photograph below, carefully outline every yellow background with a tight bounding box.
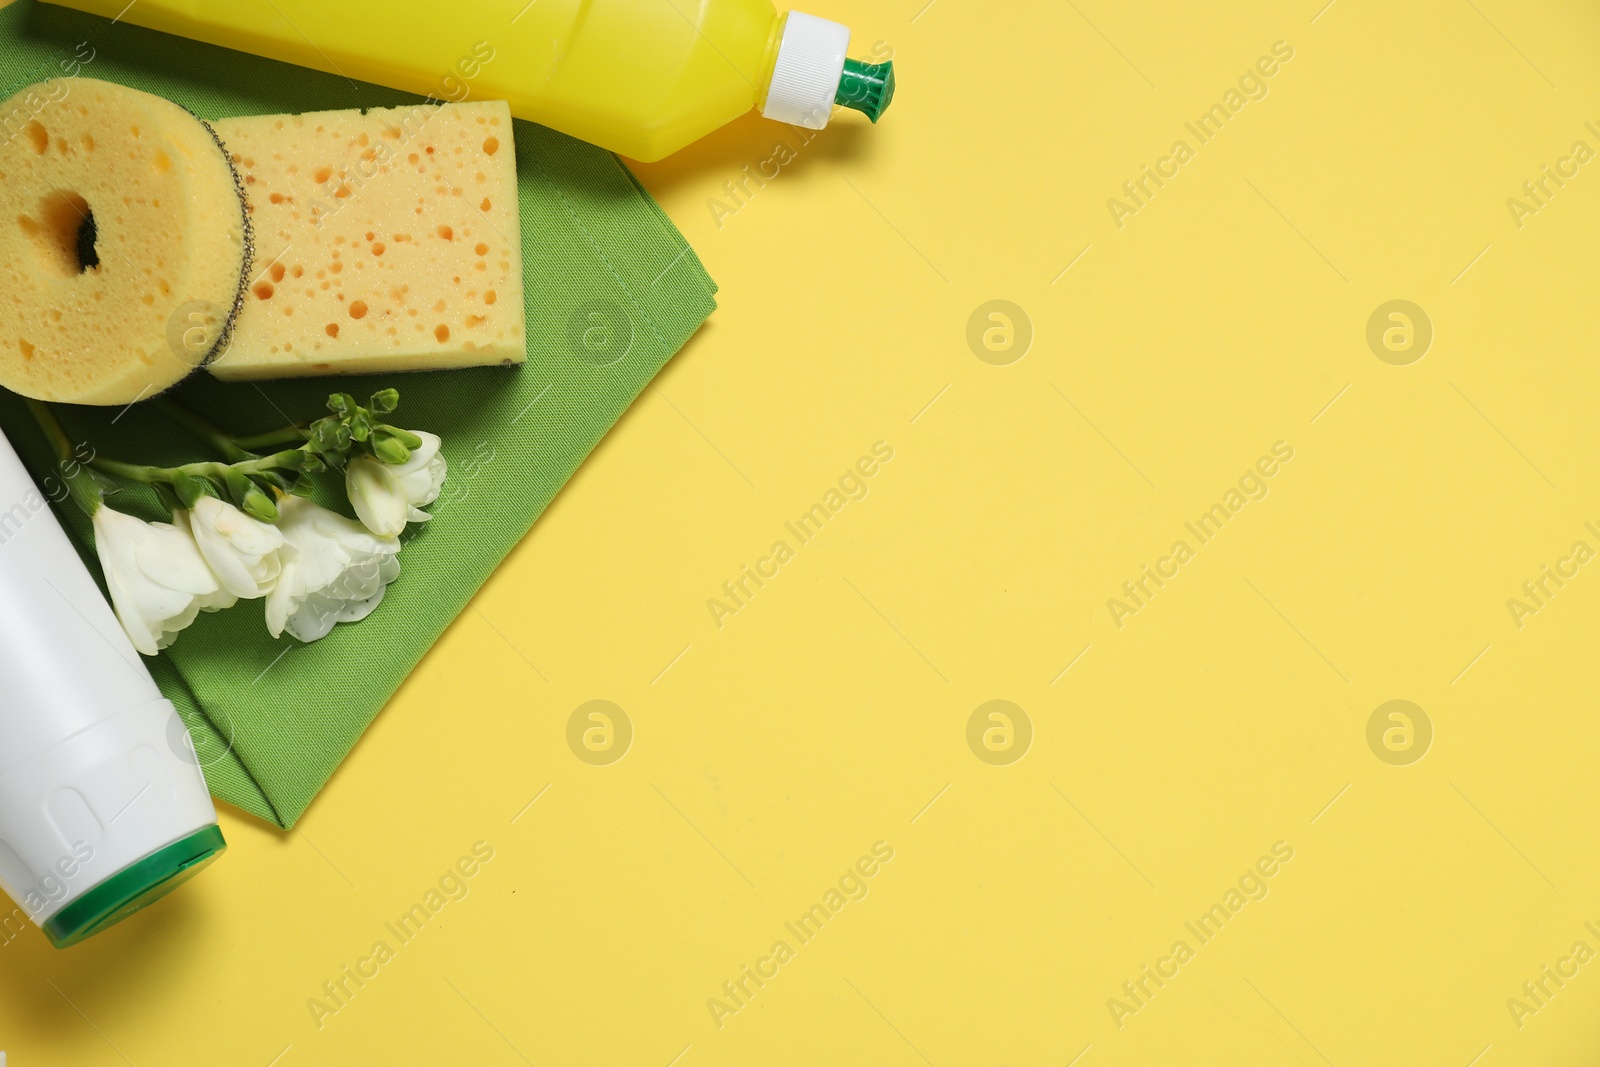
[7,0,1600,1063]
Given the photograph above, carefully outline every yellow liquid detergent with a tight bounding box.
[41,0,894,161]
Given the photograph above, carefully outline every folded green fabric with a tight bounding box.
[0,1,716,828]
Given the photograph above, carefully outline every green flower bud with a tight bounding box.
[379,424,424,450]
[373,433,411,465]
[240,481,278,523]
[349,408,374,443]
[327,392,359,418]
[310,416,351,458]
[369,388,399,415]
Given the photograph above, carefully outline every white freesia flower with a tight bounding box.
[187,495,290,600]
[265,496,402,643]
[93,506,236,656]
[346,431,448,537]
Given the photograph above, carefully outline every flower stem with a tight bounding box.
[26,398,72,461]
[24,399,103,518]
[234,425,313,453]
[153,396,254,461]
[154,397,312,457]
[89,457,174,485]
[89,451,305,486]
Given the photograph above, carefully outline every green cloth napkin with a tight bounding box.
[0,1,717,828]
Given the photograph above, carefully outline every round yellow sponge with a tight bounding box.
[0,79,250,405]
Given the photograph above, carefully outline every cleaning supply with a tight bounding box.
[39,0,896,161]
[0,78,249,406]
[0,0,719,830]
[0,75,526,390]
[0,427,226,948]
[209,99,526,381]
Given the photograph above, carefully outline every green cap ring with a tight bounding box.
[43,824,226,949]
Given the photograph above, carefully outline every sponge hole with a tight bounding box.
[18,191,98,278]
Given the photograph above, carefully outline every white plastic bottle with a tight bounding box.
[0,428,224,948]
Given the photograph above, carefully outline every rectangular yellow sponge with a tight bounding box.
[209,100,525,381]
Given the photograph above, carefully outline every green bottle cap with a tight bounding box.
[836,59,896,123]
[43,824,227,949]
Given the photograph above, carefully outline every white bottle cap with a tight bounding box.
[762,11,850,131]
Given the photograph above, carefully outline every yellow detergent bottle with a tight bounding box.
[40,0,895,161]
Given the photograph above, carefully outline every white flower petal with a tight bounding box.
[347,456,410,537]
[189,496,288,600]
[392,431,448,509]
[346,432,448,536]
[267,497,402,642]
[283,594,341,643]
[154,600,202,650]
[93,506,228,655]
